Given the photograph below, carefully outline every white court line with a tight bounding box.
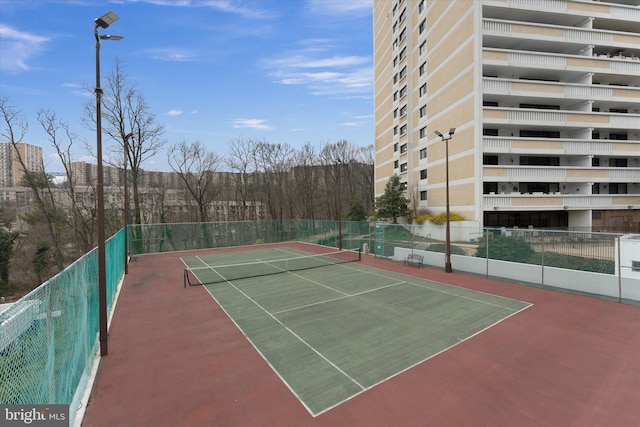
[215,276,367,392]
[271,281,407,315]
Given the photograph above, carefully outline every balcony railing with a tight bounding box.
[483,166,640,182]
[483,48,640,76]
[483,107,640,129]
[483,194,637,210]
[483,137,640,157]
[483,78,640,102]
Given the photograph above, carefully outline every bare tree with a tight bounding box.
[254,142,295,220]
[291,142,320,219]
[0,98,65,271]
[318,140,360,221]
[83,58,165,226]
[226,137,260,221]
[167,140,221,222]
[37,109,96,254]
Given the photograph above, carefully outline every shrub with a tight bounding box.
[474,235,535,263]
[425,243,466,256]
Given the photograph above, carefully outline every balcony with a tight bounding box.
[483,48,640,86]
[483,78,640,104]
[484,193,638,211]
[482,18,640,53]
[483,137,640,157]
[484,165,640,183]
[483,107,640,130]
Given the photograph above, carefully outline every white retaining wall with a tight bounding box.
[393,247,639,302]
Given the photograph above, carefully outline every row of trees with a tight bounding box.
[0,59,386,299]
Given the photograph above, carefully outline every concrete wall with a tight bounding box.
[394,247,639,302]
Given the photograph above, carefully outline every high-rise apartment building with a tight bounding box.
[0,142,44,187]
[374,0,640,231]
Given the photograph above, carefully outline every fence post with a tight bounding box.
[541,231,545,288]
[617,235,622,303]
[485,228,489,278]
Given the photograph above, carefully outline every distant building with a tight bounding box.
[0,142,44,188]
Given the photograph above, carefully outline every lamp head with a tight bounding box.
[449,128,456,136]
[95,11,119,29]
[434,130,444,138]
[99,34,123,41]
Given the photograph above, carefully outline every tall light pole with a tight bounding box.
[95,11,123,357]
[434,128,456,273]
[123,132,133,274]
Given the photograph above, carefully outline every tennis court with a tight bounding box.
[181,247,531,416]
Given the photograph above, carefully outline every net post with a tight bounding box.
[358,248,362,261]
[183,269,187,289]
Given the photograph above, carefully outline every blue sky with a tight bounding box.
[0,0,373,172]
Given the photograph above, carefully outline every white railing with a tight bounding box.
[610,115,640,128]
[509,0,566,10]
[611,61,640,74]
[483,79,510,93]
[564,196,613,207]
[508,110,566,123]
[507,167,567,179]
[508,52,566,66]
[564,141,612,153]
[609,169,640,180]
[483,138,511,150]
[564,85,613,99]
[483,20,511,33]
[611,6,640,21]
[565,29,612,42]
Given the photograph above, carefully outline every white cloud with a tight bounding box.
[231,118,273,130]
[0,24,49,73]
[167,109,183,116]
[129,0,275,19]
[306,0,371,17]
[262,42,373,98]
[341,122,365,128]
[147,48,195,62]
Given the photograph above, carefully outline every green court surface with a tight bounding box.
[182,248,531,416]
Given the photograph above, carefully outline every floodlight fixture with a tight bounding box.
[95,11,119,29]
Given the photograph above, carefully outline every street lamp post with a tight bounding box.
[95,11,123,357]
[123,132,133,274]
[434,128,456,273]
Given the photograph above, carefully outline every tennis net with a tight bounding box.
[184,249,361,287]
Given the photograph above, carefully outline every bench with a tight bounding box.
[404,253,424,267]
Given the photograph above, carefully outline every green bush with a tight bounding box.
[474,235,535,263]
[425,243,466,255]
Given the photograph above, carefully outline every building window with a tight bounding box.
[420,105,426,117]
[419,0,425,13]
[611,158,628,167]
[483,128,499,136]
[402,182,408,190]
[394,126,398,135]
[420,190,427,200]
[400,105,407,117]
[419,62,426,76]
[394,160,399,169]
[419,84,426,96]
[419,127,427,138]
[419,19,426,34]
[483,155,499,165]
[399,86,407,98]
[400,124,407,135]
[399,47,407,62]
[399,27,406,42]
[394,108,398,118]
[399,66,407,80]
[393,143,398,152]
[632,261,640,272]
[419,41,426,55]
[400,144,407,154]
[420,148,427,159]
[400,163,407,172]
[420,169,427,180]
[393,91,398,101]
